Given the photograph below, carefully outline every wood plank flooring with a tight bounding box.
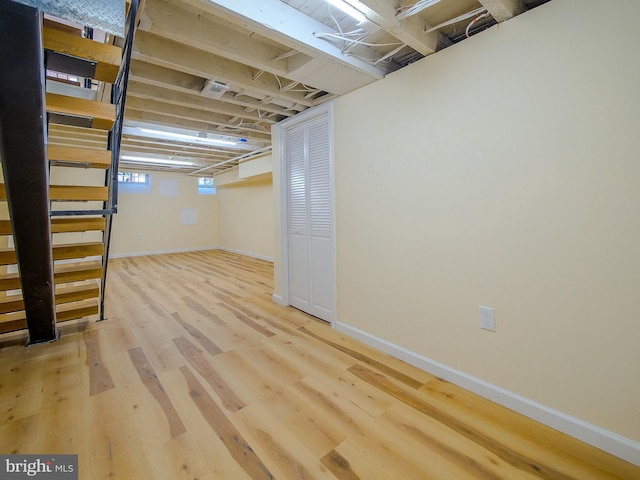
[0,250,638,479]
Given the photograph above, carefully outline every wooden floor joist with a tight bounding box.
[0,251,636,479]
[47,144,112,169]
[46,92,116,130]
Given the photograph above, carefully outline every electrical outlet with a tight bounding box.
[479,306,496,332]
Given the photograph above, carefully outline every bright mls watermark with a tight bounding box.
[0,455,77,479]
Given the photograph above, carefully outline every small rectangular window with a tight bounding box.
[198,177,216,195]
[118,171,150,184]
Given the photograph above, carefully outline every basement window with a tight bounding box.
[197,177,216,195]
[118,171,149,184]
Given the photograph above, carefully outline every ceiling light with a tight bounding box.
[139,128,237,146]
[120,155,193,166]
[325,0,366,23]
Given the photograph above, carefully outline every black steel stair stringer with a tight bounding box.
[0,0,57,344]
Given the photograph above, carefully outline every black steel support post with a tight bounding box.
[0,0,57,344]
[99,0,139,321]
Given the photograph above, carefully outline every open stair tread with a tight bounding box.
[43,26,121,84]
[50,185,109,201]
[46,92,115,130]
[52,217,107,233]
[0,217,105,235]
[0,262,103,292]
[0,184,108,202]
[0,242,104,265]
[0,299,99,334]
[53,242,105,261]
[0,283,99,314]
[48,144,111,169]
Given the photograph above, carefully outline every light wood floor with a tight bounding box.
[0,250,638,479]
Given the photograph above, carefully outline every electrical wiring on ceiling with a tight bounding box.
[465,11,492,37]
[314,4,397,65]
[396,0,443,21]
[425,7,488,33]
[271,49,299,61]
[314,32,404,48]
[373,43,407,65]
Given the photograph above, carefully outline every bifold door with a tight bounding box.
[285,111,335,322]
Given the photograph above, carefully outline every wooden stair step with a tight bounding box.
[50,185,109,201]
[48,144,112,169]
[43,18,82,37]
[52,217,107,233]
[0,283,99,314]
[53,242,105,261]
[0,217,105,235]
[0,220,11,236]
[0,242,104,265]
[0,261,103,292]
[0,299,99,334]
[54,261,103,284]
[43,26,122,84]
[46,93,115,130]
[0,184,108,202]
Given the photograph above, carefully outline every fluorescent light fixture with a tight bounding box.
[120,155,193,166]
[325,0,366,23]
[139,128,236,146]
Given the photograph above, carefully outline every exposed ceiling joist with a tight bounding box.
[478,0,526,22]
[128,60,303,118]
[125,97,270,135]
[353,0,451,55]
[126,81,281,124]
[139,0,298,77]
[132,31,318,107]
[124,110,271,143]
[179,0,391,86]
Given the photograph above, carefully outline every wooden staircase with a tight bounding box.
[0,0,138,343]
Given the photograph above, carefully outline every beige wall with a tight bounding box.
[217,175,274,261]
[110,170,218,256]
[327,0,640,442]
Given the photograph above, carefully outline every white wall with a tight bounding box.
[294,0,639,446]
[216,175,274,261]
[110,170,218,256]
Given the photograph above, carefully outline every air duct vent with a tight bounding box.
[201,79,229,99]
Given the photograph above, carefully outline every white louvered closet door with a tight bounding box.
[286,113,334,322]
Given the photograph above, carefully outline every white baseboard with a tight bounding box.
[109,246,274,261]
[272,294,286,306]
[109,246,218,259]
[335,321,640,467]
[215,246,274,263]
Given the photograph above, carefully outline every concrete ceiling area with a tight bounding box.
[104,0,552,174]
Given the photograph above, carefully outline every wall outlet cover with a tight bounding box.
[479,306,496,332]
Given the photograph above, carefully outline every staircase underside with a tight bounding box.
[11,0,125,37]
